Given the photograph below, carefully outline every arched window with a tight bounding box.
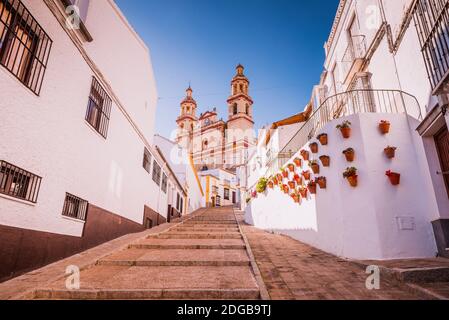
[233,103,238,115]
[240,84,244,92]
[233,84,237,94]
[246,104,250,115]
[203,139,208,150]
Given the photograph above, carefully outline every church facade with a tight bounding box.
[176,65,256,172]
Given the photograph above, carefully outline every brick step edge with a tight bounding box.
[33,289,261,300]
[130,244,246,250]
[96,260,251,267]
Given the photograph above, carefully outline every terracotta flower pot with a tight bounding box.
[300,150,310,161]
[310,143,319,154]
[308,183,317,195]
[386,172,401,186]
[282,170,289,178]
[273,177,278,185]
[302,171,311,181]
[288,181,296,189]
[311,164,320,175]
[294,174,302,185]
[299,188,308,199]
[340,127,351,139]
[379,122,391,134]
[316,178,327,189]
[283,185,289,194]
[384,147,396,159]
[347,175,358,187]
[268,181,274,189]
[276,174,283,182]
[318,134,328,146]
[294,158,302,167]
[343,150,355,162]
[288,164,295,172]
[291,194,300,203]
[320,156,331,167]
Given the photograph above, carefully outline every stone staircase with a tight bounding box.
[32,207,261,300]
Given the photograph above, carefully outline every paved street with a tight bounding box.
[0,207,446,300]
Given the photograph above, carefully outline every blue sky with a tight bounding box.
[115,0,340,138]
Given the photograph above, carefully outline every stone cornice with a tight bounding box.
[326,0,347,53]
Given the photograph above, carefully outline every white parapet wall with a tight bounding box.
[246,113,438,260]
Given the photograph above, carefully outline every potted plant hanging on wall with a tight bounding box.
[317,133,328,146]
[307,181,317,194]
[251,191,257,199]
[294,157,302,167]
[282,168,289,178]
[267,180,274,189]
[319,155,331,167]
[298,186,308,199]
[273,175,279,185]
[293,174,302,185]
[316,177,327,189]
[379,120,391,134]
[300,149,310,161]
[343,167,358,187]
[336,120,352,139]
[288,180,296,190]
[302,170,311,181]
[276,173,283,183]
[342,148,355,162]
[309,160,320,174]
[384,146,397,159]
[310,142,319,154]
[386,170,401,186]
[287,163,295,173]
[283,184,290,194]
[256,178,268,194]
[291,192,300,204]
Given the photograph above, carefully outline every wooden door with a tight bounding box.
[435,126,449,198]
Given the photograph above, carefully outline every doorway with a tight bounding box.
[435,125,449,198]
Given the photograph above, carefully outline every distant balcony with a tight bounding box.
[341,36,367,85]
[413,0,449,94]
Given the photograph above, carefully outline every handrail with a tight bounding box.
[266,89,422,175]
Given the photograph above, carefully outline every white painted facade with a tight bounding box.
[0,0,181,237]
[245,0,449,259]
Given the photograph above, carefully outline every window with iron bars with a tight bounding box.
[85,77,112,138]
[161,174,168,194]
[152,160,161,186]
[224,188,230,200]
[0,160,42,203]
[0,0,52,95]
[143,147,152,174]
[62,193,88,221]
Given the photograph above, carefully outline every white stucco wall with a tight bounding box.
[0,0,165,236]
[246,113,438,260]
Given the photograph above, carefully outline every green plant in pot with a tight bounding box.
[256,178,268,193]
[336,120,352,139]
[308,160,320,174]
[343,167,358,187]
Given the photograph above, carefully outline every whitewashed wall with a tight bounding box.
[0,0,164,236]
[246,113,438,260]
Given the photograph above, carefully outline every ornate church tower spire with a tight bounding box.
[226,64,255,168]
[176,85,198,149]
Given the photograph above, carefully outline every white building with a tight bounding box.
[246,0,449,260]
[154,134,205,214]
[0,0,186,281]
[199,169,240,208]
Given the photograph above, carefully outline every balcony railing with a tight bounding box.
[413,0,449,94]
[267,89,422,175]
[341,35,367,79]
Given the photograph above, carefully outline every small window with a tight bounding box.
[143,148,152,174]
[224,188,230,200]
[176,193,180,211]
[161,174,168,193]
[62,193,89,221]
[180,197,184,214]
[0,0,53,95]
[152,160,161,186]
[233,104,238,115]
[0,160,42,203]
[85,77,112,138]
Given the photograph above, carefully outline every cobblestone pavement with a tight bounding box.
[236,211,435,300]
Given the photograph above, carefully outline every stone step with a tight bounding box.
[130,239,246,250]
[151,233,243,240]
[97,249,251,267]
[33,266,260,300]
[173,227,240,233]
[184,221,238,225]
